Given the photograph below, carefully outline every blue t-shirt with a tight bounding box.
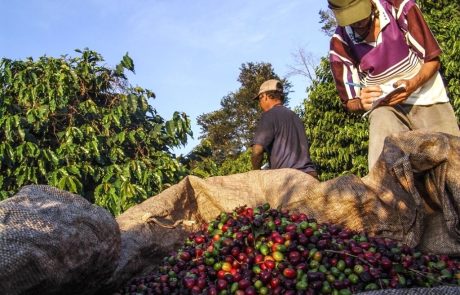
[252,105,316,173]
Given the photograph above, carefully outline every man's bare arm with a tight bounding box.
[387,58,440,106]
[251,144,264,170]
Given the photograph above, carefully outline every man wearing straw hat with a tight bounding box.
[328,0,460,169]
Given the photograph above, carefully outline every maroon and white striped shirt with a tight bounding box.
[329,0,449,111]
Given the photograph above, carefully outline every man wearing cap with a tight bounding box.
[328,0,460,169]
[251,79,318,179]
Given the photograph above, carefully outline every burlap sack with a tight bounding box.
[0,185,120,295]
[357,285,460,294]
[114,130,460,287]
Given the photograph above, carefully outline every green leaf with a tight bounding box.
[117,131,126,143]
[115,64,124,76]
[121,53,135,73]
[165,120,175,136]
[67,165,81,176]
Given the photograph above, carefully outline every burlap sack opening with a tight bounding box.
[114,130,460,289]
[0,185,120,295]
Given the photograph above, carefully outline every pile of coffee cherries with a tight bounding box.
[116,204,460,294]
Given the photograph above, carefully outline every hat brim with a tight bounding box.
[332,0,372,26]
[253,90,264,100]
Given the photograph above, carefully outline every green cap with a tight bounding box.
[328,0,372,26]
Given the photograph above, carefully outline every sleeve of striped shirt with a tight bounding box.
[329,30,364,112]
[392,0,442,62]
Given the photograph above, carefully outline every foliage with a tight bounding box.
[181,139,220,178]
[183,140,252,178]
[418,0,460,119]
[194,62,290,168]
[0,49,192,215]
[301,58,368,180]
[218,149,252,176]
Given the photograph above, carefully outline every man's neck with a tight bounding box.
[265,101,283,111]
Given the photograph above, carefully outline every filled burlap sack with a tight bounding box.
[0,185,120,295]
[114,130,460,285]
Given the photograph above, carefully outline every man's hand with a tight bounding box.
[251,144,264,170]
[359,86,383,111]
[384,58,441,106]
[358,58,440,109]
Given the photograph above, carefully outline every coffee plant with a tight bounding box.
[116,204,460,294]
[302,58,368,181]
[0,49,192,215]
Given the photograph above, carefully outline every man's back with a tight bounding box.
[253,105,315,173]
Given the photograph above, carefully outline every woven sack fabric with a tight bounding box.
[0,185,121,295]
[114,130,460,287]
[356,285,460,294]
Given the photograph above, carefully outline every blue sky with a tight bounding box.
[1,0,330,155]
